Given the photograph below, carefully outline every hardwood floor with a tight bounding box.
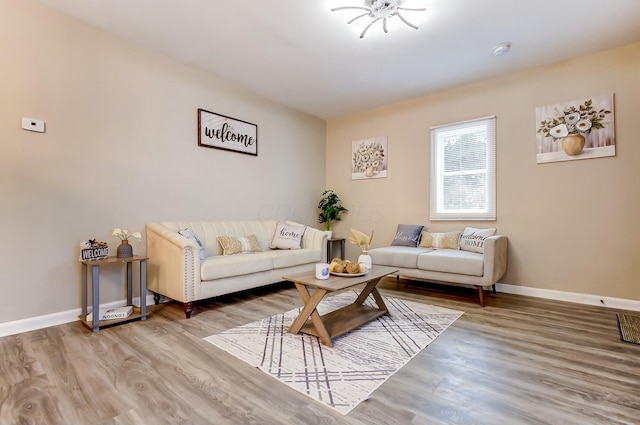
[1,278,639,425]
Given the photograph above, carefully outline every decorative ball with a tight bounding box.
[346,262,361,274]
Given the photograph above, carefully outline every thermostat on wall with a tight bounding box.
[22,117,46,133]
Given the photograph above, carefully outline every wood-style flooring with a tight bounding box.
[1,278,639,425]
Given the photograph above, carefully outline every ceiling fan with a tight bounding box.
[331,0,426,39]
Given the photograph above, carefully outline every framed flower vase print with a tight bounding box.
[535,94,615,164]
[352,136,388,180]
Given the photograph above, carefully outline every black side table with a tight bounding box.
[327,238,346,261]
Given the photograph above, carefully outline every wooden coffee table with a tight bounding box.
[283,265,398,347]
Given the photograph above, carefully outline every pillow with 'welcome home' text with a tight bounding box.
[459,227,496,254]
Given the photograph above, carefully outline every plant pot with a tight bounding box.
[561,134,585,156]
[117,240,133,258]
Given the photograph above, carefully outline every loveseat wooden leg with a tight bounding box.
[153,292,161,305]
[492,284,496,294]
[477,286,485,307]
[184,302,193,318]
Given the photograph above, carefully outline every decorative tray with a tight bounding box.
[330,271,368,277]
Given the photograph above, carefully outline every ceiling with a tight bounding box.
[33,0,640,119]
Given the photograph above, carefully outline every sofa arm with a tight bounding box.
[298,225,331,262]
[482,235,508,286]
[146,222,201,303]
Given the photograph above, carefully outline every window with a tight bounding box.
[430,116,496,220]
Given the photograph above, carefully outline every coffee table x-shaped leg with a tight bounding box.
[288,277,390,348]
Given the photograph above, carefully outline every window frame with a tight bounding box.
[430,116,497,221]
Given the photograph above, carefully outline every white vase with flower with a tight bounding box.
[349,228,374,270]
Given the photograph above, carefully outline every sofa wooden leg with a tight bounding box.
[153,292,161,305]
[477,286,485,307]
[492,284,496,294]
[184,302,193,318]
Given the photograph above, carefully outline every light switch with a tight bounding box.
[22,117,46,133]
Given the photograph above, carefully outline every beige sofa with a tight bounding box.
[146,220,330,317]
[368,234,508,306]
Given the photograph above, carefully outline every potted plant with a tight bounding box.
[318,190,348,231]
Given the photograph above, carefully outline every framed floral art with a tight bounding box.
[535,94,615,164]
[352,136,388,180]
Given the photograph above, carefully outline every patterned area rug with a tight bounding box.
[617,313,640,344]
[204,292,463,414]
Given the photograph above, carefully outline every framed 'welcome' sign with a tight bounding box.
[197,108,258,156]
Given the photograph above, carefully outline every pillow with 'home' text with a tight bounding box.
[459,227,496,254]
[269,223,306,250]
[391,224,424,247]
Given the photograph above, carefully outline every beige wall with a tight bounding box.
[0,1,326,322]
[2,1,638,326]
[327,42,640,301]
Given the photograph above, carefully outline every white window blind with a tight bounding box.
[430,116,496,220]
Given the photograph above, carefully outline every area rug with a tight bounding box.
[617,313,640,345]
[204,292,463,414]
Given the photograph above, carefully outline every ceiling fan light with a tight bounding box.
[333,0,425,38]
[492,42,511,56]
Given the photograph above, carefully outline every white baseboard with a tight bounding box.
[496,283,640,312]
[0,294,157,338]
[2,286,639,338]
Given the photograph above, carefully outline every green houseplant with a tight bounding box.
[318,190,348,231]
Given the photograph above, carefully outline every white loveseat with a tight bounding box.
[146,220,330,317]
[368,229,508,307]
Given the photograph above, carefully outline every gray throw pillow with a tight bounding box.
[391,224,424,247]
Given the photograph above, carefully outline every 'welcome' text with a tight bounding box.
[205,122,255,148]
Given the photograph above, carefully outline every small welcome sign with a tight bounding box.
[198,108,258,156]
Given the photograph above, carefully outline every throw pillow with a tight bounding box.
[269,223,306,250]
[178,229,207,260]
[217,235,263,255]
[459,227,497,254]
[391,224,424,247]
[419,231,461,250]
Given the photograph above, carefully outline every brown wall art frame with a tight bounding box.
[198,108,258,156]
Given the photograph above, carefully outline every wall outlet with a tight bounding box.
[22,117,45,133]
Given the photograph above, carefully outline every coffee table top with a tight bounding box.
[283,265,398,292]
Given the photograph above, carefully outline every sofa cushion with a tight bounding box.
[201,253,273,281]
[369,246,433,268]
[217,235,263,255]
[417,250,484,276]
[270,222,306,250]
[460,227,497,254]
[419,231,461,250]
[391,224,424,247]
[271,248,322,269]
